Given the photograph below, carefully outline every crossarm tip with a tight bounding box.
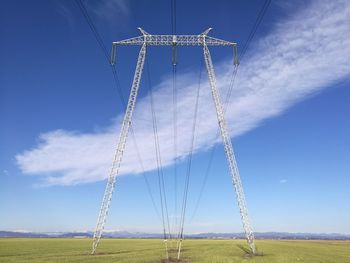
[201,28,213,36]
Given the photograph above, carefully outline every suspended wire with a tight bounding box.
[75,0,109,61]
[239,0,272,60]
[190,65,238,222]
[172,62,178,240]
[177,57,203,259]
[190,0,271,222]
[170,0,178,243]
[146,57,173,259]
[76,0,271,253]
[171,0,177,34]
[74,0,161,221]
[147,58,167,248]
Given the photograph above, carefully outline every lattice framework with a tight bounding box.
[92,28,256,256]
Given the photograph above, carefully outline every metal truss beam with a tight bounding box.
[91,43,147,255]
[110,28,238,65]
[113,28,236,47]
[203,43,256,254]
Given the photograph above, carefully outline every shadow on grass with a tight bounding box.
[167,248,188,253]
[160,256,190,263]
[90,252,123,256]
[87,247,154,256]
[236,245,265,258]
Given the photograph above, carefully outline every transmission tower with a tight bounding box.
[91,28,256,256]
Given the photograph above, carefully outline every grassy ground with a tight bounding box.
[0,238,349,263]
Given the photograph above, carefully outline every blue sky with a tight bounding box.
[1,0,350,234]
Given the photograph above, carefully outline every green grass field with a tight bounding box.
[0,238,349,263]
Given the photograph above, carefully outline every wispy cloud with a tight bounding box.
[16,0,350,186]
[279,179,288,184]
[57,0,130,32]
[89,0,129,19]
[85,0,130,31]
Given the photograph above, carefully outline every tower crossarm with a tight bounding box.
[110,28,238,66]
[113,35,236,47]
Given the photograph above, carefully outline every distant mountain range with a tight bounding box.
[1,231,349,240]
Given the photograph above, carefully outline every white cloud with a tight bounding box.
[279,179,288,184]
[87,0,130,26]
[16,0,350,186]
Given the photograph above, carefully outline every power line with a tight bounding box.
[146,57,172,237]
[171,0,178,244]
[90,27,254,255]
[77,0,264,255]
[177,57,203,259]
[75,0,110,61]
[172,58,179,244]
[239,0,272,60]
[74,0,161,221]
[171,0,177,34]
[146,56,172,259]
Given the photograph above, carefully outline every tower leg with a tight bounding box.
[203,44,256,255]
[91,43,147,255]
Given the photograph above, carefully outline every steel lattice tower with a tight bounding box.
[91,28,256,256]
